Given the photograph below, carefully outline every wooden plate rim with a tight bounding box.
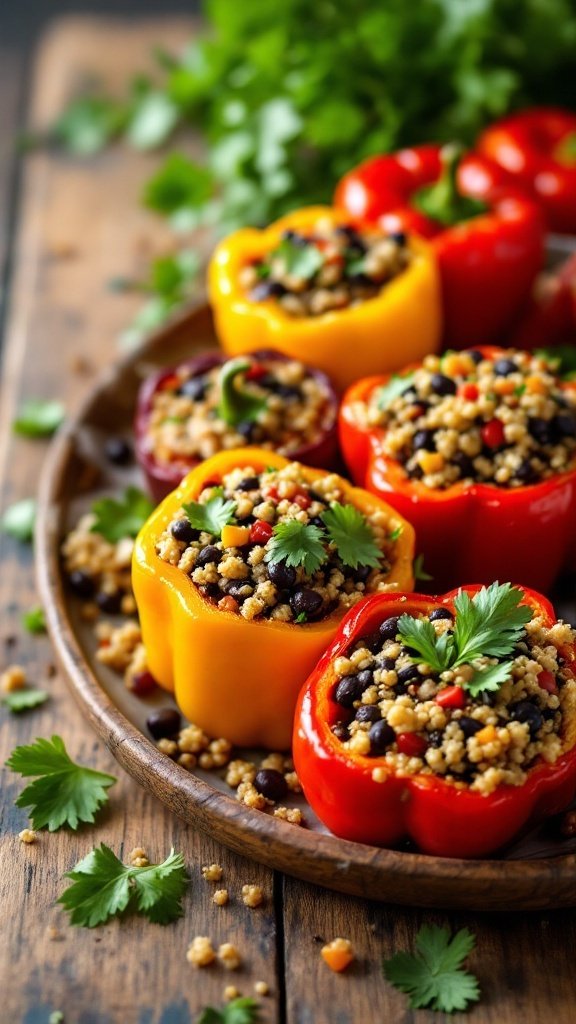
[35,298,576,911]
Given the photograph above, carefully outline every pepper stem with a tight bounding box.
[555,132,576,167]
[413,143,489,227]
[217,357,267,427]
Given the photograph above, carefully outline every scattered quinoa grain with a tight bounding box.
[218,943,241,970]
[1,664,25,693]
[18,828,37,844]
[242,884,264,908]
[128,847,149,867]
[213,889,229,906]
[254,981,269,996]
[223,985,240,1001]
[273,807,304,826]
[202,863,223,882]
[157,738,178,757]
[186,936,216,967]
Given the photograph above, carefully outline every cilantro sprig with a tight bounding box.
[13,399,65,438]
[265,501,383,575]
[182,489,237,536]
[273,237,323,280]
[397,582,533,695]
[91,487,154,543]
[59,844,188,927]
[265,521,327,575]
[377,373,415,410]
[0,498,36,542]
[196,998,262,1024]
[22,606,46,634]
[217,358,267,427]
[2,689,48,713]
[6,735,116,831]
[383,924,480,1013]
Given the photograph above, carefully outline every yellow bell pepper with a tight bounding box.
[132,448,415,749]
[208,206,442,394]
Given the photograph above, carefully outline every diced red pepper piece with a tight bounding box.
[481,418,506,449]
[250,520,274,545]
[436,685,467,709]
[537,669,558,695]
[294,492,311,510]
[263,485,279,501]
[245,363,267,381]
[396,732,427,757]
[458,383,479,402]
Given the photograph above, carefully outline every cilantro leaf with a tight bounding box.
[58,844,188,927]
[2,689,48,713]
[196,998,262,1024]
[273,238,323,281]
[182,490,237,536]
[266,520,327,575]
[13,399,65,438]
[217,358,267,426]
[383,924,480,1014]
[466,660,515,698]
[397,614,454,673]
[0,498,36,542]
[377,373,415,410]
[321,502,381,570]
[143,152,213,217]
[6,735,116,831]
[22,606,46,634]
[127,90,180,150]
[413,554,433,581]
[453,582,533,666]
[388,526,403,543]
[51,95,127,155]
[91,487,154,543]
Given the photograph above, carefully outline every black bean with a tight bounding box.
[254,768,288,801]
[236,420,257,440]
[268,561,296,588]
[428,729,444,747]
[458,716,484,738]
[104,437,132,465]
[67,570,95,599]
[355,565,372,583]
[379,616,400,641]
[368,721,395,755]
[553,412,576,438]
[355,705,381,723]
[307,489,325,504]
[528,416,554,446]
[308,515,326,529]
[509,700,544,738]
[356,669,374,689]
[334,674,365,707]
[290,587,323,618]
[397,665,421,684]
[376,656,396,671]
[236,475,261,492]
[413,429,436,452]
[400,645,420,658]
[467,350,483,364]
[250,280,287,301]
[362,631,383,653]
[493,358,518,376]
[196,545,222,567]
[223,580,250,601]
[407,464,424,480]
[201,583,221,601]
[96,590,122,614]
[451,451,474,477]
[179,376,207,401]
[515,458,538,484]
[331,722,350,741]
[430,373,457,396]
[429,608,453,622]
[170,518,197,544]
[389,230,407,247]
[146,708,181,740]
[481,690,497,706]
[274,384,301,400]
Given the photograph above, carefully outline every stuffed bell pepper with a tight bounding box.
[293,583,576,858]
[208,205,441,393]
[335,144,544,348]
[135,349,339,501]
[477,107,576,235]
[132,448,415,749]
[339,346,576,592]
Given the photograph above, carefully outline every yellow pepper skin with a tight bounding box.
[132,448,415,749]
[208,206,442,394]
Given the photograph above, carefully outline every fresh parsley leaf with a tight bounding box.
[182,490,237,536]
[91,487,154,543]
[377,373,415,410]
[397,614,454,673]
[466,660,514,698]
[265,521,327,575]
[0,498,36,542]
[274,238,323,280]
[13,399,65,438]
[413,554,433,581]
[143,152,213,217]
[536,346,576,379]
[452,582,533,666]
[383,924,480,1013]
[6,735,116,831]
[22,606,46,634]
[58,844,188,927]
[295,612,307,623]
[196,997,262,1024]
[2,689,48,713]
[51,95,127,155]
[321,502,381,570]
[217,358,267,426]
[127,90,180,150]
[388,526,403,543]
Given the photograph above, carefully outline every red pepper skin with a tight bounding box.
[338,346,576,593]
[335,144,544,348]
[293,587,576,858]
[134,349,339,502]
[477,108,576,235]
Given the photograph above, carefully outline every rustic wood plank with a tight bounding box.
[282,876,576,1023]
[0,18,278,1023]
[0,43,26,341]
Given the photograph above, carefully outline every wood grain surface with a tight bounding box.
[2,15,576,1024]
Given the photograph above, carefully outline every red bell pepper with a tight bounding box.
[334,143,544,349]
[504,252,576,351]
[338,346,576,593]
[135,349,339,502]
[293,587,576,858]
[477,107,576,235]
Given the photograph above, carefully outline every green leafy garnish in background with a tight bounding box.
[536,345,576,380]
[2,690,48,714]
[183,489,237,536]
[272,237,323,280]
[196,997,262,1024]
[383,924,480,1013]
[22,606,46,634]
[321,502,381,570]
[377,373,416,410]
[265,520,327,575]
[13,399,65,438]
[217,358,267,426]
[413,553,433,581]
[6,735,116,831]
[59,844,188,927]
[91,487,154,543]
[0,498,36,542]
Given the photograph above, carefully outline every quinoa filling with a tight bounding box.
[155,463,401,624]
[331,606,576,795]
[366,349,576,489]
[147,356,334,465]
[240,220,411,318]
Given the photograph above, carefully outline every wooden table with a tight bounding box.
[1,18,576,1024]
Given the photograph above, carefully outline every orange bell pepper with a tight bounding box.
[207,206,442,394]
[132,448,415,750]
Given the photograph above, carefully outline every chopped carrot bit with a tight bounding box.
[417,451,445,475]
[221,525,251,548]
[525,375,548,395]
[494,378,515,396]
[475,724,497,745]
[442,353,475,377]
[321,937,355,973]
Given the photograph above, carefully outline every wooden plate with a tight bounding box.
[36,300,576,911]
